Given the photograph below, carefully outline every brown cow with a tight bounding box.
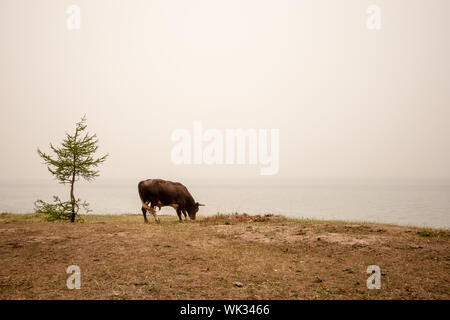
[138,179,204,223]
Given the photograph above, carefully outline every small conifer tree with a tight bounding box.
[35,116,108,222]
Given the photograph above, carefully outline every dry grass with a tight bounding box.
[0,213,449,300]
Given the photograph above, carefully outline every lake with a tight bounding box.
[1,181,449,228]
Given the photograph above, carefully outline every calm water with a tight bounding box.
[1,181,449,228]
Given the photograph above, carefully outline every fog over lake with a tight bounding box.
[1,179,449,228]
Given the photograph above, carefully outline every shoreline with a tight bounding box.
[1,212,449,231]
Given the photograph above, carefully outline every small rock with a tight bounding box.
[315,276,323,283]
[233,282,243,287]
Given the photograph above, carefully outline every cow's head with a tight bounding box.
[188,202,205,220]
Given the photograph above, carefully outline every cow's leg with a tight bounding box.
[141,206,149,224]
[176,208,183,221]
[182,209,188,220]
[141,201,154,224]
[169,204,182,222]
[149,206,160,223]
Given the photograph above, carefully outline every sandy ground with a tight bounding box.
[0,213,448,299]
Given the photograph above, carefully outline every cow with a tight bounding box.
[138,179,204,223]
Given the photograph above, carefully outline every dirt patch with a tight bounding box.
[311,233,372,246]
[212,224,383,247]
[0,213,448,300]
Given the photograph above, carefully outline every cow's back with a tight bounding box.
[138,179,193,207]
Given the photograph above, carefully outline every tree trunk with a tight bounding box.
[70,128,78,223]
[70,173,75,222]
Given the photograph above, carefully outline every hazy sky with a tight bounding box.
[1,0,449,183]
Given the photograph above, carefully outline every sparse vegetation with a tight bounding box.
[0,213,448,299]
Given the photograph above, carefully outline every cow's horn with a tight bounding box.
[198,203,205,206]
